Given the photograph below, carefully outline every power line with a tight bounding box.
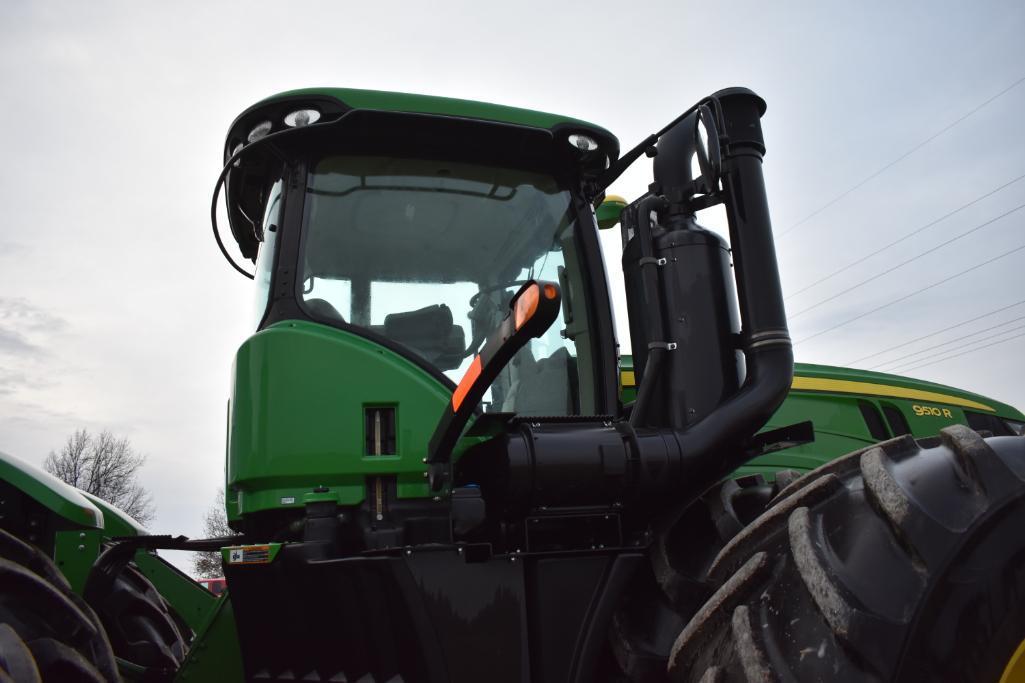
[789,202,1025,319]
[777,74,1025,239]
[870,316,1025,371]
[786,173,1025,300]
[846,299,1025,365]
[895,330,1025,375]
[881,323,1025,372]
[795,243,1025,346]
[881,324,1025,373]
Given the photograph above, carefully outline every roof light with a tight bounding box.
[568,133,598,152]
[247,120,272,143]
[284,109,320,128]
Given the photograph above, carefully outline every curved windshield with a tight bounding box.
[299,155,596,416]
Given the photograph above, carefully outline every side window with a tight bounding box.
[253,178,284,327]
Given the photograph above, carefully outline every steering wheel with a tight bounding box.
[468,280,531,308]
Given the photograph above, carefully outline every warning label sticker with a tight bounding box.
[226,545,272,565]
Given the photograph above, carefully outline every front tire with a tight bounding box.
[0,529,119,682]
[668,425,1025,682]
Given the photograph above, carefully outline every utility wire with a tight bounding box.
[846,299,1025,366]
[881,323,1025,372]
[786,173,1025,300]
[789,202,1025,319]
[778,74,1025,239]
[795,243,1025,346]
[871,315,1025,371]
[894,330,1025,375]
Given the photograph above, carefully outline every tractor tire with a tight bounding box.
[0,528,119,682]
[668,425,1025,682]
[89,558,191,675]
[610,472,796,680]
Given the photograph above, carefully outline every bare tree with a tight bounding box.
[44,428,156,525]
[192,488,239,579]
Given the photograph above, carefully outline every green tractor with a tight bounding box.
[2,86,1025,682]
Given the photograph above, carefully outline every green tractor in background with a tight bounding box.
[2,86,1025,682]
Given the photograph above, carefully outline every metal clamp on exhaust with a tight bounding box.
[638,257,667,267]
[745,329,792,350]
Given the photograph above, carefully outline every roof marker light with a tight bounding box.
[284,109,321,128]
[247,120,272,143]
[568,133,598,152]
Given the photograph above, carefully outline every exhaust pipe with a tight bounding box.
[660,88,793,487]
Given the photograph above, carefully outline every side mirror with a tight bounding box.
[654,103,722,203]
[694,104,722,194]
[595,194,628,230]
[425,280,561,489]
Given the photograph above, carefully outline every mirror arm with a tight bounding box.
[590,97,720,198]
[425,281,562,490]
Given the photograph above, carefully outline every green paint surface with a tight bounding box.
[620,355,1024,474]
[0,449,102,529]
[228,321,481,518]
[134,551,218,633]
[53,529,102,593]
[174,595,245,682]
[258,87,617,144]
[80,491,147,537]
[595,196,627,230]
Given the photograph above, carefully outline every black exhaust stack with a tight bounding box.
[626,87,793,487]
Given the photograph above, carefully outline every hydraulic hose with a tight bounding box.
[630,194,670,428]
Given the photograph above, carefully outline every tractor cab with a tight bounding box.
[215,90,621,533]
[224,91,620,416]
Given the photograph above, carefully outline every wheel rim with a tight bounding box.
[1001,636,1025,683]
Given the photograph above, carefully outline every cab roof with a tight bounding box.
[253,87,618,145]
[222,87,620,261]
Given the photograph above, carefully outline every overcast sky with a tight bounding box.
[1,1,1023,573]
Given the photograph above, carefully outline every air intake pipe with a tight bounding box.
[651,88,793,488]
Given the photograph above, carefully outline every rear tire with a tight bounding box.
[668,426,1025,682]
[0,529,119,682]
[88,556,191,675]
[611,473,792,680]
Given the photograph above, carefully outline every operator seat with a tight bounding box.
[497,347,574,415]
[304,298,346,323]
[383,304,466,371]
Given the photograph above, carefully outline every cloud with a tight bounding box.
[0,328,40,357]
[0,297,67,333]
[0,369,29,395]
[0,242,29,259]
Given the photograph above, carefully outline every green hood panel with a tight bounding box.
[79,491,146,536]
[788,362,1022,417]
[0,449,102,529]
[618,356,1023,476]
[228,321,473,518]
